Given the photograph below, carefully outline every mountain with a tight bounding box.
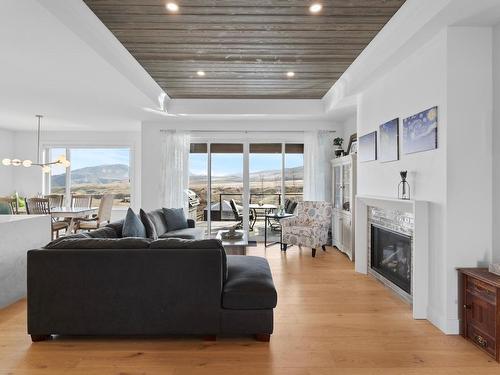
[189,166,303,184]
[51,164,129,187]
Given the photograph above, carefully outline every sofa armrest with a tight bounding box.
[187,219,195,228]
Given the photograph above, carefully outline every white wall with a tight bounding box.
[141,119,341,211]
[341,115,357,149]
[493,24,500,262]
[445,27,493,329]
[356,27,493,334]
[358,30,448,332]
[9,130,141,218]
[0,128,15,195]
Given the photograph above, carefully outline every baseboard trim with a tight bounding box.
[427,306,460,334]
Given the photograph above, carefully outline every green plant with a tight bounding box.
[333,137,344,147]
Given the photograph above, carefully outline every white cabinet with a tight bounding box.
[331,154,356,260]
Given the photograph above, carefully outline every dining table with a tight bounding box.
[50,207,98,234]
[248,203,277,230]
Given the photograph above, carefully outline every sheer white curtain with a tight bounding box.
[303,130,332,201]
[160,130,190,209]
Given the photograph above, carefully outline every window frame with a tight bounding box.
[42,144,135,210]
[188,138,304,235]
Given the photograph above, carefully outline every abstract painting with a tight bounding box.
[379,118,399,162]
[403,107,438,154]
[358,131,377,162]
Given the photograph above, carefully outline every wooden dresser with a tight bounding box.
[458,268,500,361]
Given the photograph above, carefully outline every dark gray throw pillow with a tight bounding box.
[163,208,188,231]
[122,208,146,238]
[140,209,158,240]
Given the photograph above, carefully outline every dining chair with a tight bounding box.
[44,194,64,209]
[77,194,114,231]
[0,197,18,214]
[229,199,255,231]
[71,194,92,209]
[25,197,69,239]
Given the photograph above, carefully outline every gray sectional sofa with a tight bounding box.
[27,209,277,342]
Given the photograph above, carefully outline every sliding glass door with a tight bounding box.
[210,144,244,237]
[188,144,208,236]
[249,144,282,242]
[188,141,303,241]
[285,144,304,203]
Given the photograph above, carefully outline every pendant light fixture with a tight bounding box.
[1,115,70,173]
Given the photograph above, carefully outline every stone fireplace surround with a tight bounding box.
[355,195,429,320]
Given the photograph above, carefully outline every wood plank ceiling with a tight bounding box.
[83,0,406,99]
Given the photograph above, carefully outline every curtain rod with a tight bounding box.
[160,130,336,133]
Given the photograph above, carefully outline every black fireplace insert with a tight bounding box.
[370,225,411,294]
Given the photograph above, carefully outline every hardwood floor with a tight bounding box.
[1,245,499,374]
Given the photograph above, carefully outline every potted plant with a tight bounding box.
[333,137,344,157]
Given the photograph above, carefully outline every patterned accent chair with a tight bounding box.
[281,201,333,257]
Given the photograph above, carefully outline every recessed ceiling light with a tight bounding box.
[166,2,179,12]
[197,70,206,77]
[286,71,295,77]
[309,3,322,13]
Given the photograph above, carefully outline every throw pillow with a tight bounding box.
[140,209,158,240]
[122,208,146,238]
[163,208,188,231]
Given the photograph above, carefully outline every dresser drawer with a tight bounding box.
[467,277,497,304]
[466,324,496,358]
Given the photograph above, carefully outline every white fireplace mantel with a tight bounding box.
[355,195,429,320]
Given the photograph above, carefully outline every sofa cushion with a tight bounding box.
[105,220,123,237]
[87,226,118,239]
[163,208,188,231]
[223,255,277,310]
[150,238,227,281]
[122,208,146,238]
[140,209,158,240]
[45,237,152,249]
[147,209,168,236]
[150,238,222,249]
[159,227,204,240]
[44,233,91,248]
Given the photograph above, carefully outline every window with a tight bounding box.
[46,147,131,208]
[188,143,208,235]
[188,141,304,239]
[249,143,282,206]
[49,148,67,195]
[285,144,304,202]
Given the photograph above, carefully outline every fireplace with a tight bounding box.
[370,225,412,296]
[357,196,428,319]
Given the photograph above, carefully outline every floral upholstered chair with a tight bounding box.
[281,201,333,257]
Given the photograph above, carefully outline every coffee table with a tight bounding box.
[216,229,248,255]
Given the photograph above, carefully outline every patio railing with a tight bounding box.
[212,193,302,221]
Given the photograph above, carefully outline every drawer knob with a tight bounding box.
[463,304,472,310]
[474,335,488,348]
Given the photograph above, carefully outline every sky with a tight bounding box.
[50,148,130,175]
[190,153,304,176]
[49,147,302,176]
